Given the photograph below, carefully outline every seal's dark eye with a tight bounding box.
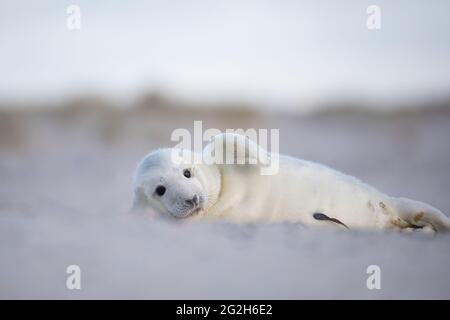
[183,169,191,178]
[155,185,166,196]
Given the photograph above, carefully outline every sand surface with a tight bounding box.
[1,106,449,299]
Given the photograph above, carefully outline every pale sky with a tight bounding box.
[1,0,450,110]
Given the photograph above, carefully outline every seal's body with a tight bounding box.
[133,133,450,233]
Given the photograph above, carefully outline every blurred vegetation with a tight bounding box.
[0,91,449,149]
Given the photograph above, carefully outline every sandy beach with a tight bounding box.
[1,102,449,299]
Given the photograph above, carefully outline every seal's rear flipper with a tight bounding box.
[393,197,450,233]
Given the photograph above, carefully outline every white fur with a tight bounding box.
[133,133,450,233]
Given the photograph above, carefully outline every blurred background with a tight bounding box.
[1,0,450,299]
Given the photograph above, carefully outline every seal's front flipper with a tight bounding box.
[203,133,269,166]
[313,212,350,230]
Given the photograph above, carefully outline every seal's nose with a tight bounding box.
[185,194,199,208]
[192,194,199,206]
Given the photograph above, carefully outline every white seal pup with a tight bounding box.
[132,133,450,233]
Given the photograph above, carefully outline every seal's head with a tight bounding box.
[132,148,220,219]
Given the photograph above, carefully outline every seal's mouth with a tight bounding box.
[172,206,202,219]
[173,198,204,219]
[169,194,205,219]
[187,206,202,217]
